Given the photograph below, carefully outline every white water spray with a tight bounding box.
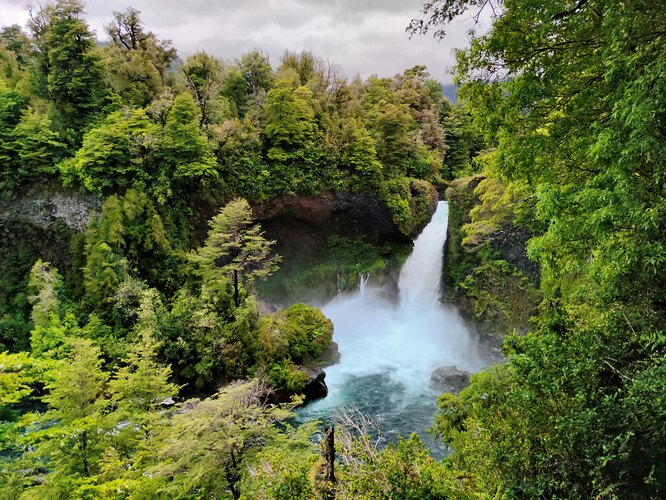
[299,202,490,442]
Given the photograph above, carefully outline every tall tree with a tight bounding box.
[28,0,107,133]
[182,51,229,128]
[151,381,294,499]
[193,198,280,306]
[263,78,321,195]
[104,7,177,106]
[21,338,109,496]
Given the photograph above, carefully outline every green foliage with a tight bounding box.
[27,259,62,328]
[22,337,109,490]
[381,177,437,236]
[259,303,333,366]
[149,381,295,498]
[264,79,323,196]
[103,7,177,107]
[108,289,179,414]
[240,422,319,500]
[159,92,220,199]
[212,118,265,200]
[0,351,53,406]
[193,198,280,306]
[61,108,157,193]
[182,51,230,128]
[340,117,384,191]
[443,174,540,335]
[82,187,178,317]
[438,100,485,180]
[36,0,108,132]
[418,0,666,496]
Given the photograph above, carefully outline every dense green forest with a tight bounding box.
[1,0,665,498]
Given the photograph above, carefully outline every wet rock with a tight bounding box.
[300,366,328,401]
[265,366,329,404]
[252,191,411,245]
[315,341,341,368]
[430,365,472,394]
[0,185,100,233]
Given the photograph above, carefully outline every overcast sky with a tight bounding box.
[0,0,482,83]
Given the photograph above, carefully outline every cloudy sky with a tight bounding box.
[0,0,482,83]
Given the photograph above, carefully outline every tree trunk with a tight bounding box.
[226,448,241,499]
[233,269,239,307]
[324,425,336,499]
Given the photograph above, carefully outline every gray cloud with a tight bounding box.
[0,0,481,83]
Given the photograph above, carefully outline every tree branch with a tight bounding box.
[552,0,590,21]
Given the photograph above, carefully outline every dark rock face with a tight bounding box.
[0,186,100,269]
[253,191,412,246]
[300,366,328,401]
[492,222,541,284]
[430,365,472,394]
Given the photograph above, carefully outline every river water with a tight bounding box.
[298,201,491,451]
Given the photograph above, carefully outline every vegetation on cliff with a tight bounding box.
[412,0,666,496]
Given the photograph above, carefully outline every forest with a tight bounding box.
[1,0,664,498]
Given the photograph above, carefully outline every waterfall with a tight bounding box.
[358,272,370,299]
[298,201,489,448]
[398,202,449,309]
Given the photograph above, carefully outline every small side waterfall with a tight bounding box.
[299,202,489,448]
[358,272,370,298]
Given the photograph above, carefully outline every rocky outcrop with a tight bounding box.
[315,341,341,367]
[299,366,328,401]
[442,176,540,338]
[0,185,100,233]
[267,366,329,404]
[430,365,472,394]
[0,185,100,272]
[253,191,411,246]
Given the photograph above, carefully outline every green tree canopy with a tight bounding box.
[193,198,280,306]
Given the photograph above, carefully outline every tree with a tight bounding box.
[413,0,666,496]
[13,108,66,179]
[182,51,229,128]
[0,79,26,187]
[263,79,322,195]
[62,107,157,193]
[105,6,177,79]
[0,24,31,68]
[27,259,62,328]
[194,198,280,306]
[28,0,107,132]
[340,117,383,191]
[150,381,294,499]
[102,7,178,107]
[20,338,109,496]
[372,102,416,178]
[109,289,179,414]
[211,118,264,200]
[239,50,274,95]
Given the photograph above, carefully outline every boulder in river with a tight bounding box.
[300,366,328,401]
[266,366,328,404]
[430,365,472,394]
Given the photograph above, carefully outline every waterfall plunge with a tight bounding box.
[298,202,488,444]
